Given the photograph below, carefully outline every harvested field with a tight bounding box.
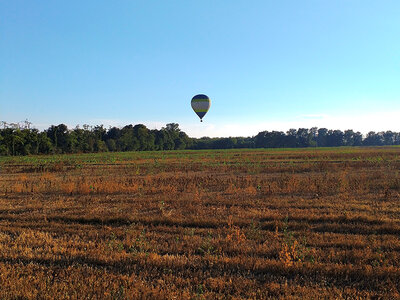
[1,147,400,299]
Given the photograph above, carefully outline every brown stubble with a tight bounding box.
[0,147,400,298]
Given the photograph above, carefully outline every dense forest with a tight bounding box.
[1,122,400,156]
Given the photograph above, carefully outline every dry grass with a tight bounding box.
[0,147,400,298]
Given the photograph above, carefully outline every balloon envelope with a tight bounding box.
[191,94,211,121]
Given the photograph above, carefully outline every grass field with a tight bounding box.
[1,147,400,299]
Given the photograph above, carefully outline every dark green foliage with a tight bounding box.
[0,123,189,155]
[1,123,400,156]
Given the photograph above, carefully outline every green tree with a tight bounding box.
[317,128,328,147]
[38,132,53,154]
[46,124,69,153]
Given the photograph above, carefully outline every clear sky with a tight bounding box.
[1,1,400,137]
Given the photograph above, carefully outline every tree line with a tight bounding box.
[1,123,400,156]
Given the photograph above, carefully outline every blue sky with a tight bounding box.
[1,1,400,137]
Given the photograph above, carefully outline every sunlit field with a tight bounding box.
[1,147,400,299]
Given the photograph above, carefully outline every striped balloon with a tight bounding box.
[191,94,211,122]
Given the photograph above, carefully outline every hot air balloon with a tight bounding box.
[191,94,211,122]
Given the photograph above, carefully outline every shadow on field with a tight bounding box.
[260,215,400,235]
[1,254,399,293]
